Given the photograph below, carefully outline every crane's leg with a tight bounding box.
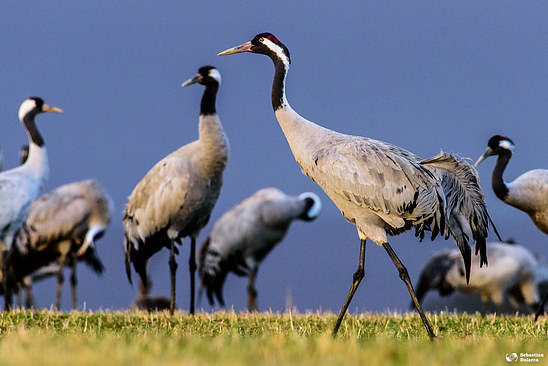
[3,249,13,311]
[168,240,178,316]
[247,268,258,312]
[332,239,366,337]
[189,238,196,315]
[70,258,78,310]
[383,242,435,339]
[24,278,37,309]
[56,261,66,311]
[55,243,71,311]
[535,291,548,321]
[16,286,22,309]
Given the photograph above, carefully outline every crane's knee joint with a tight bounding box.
[397,267,409,282]
[353,268,365,282]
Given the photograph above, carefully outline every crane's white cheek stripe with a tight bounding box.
[18,99,37,120]
[208,69,221,85]
[263,39,290,68]
[499,140,514,151]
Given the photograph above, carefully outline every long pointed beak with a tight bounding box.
[181,75,202,87]
[218,41,253,56]
[43,104,64,113]
[474,147,494,166]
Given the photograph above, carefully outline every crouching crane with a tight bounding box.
[198,187,321,311]
[413,241,547,314]
[8,179,113,310]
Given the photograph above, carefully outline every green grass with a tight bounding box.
[0,310,545,366]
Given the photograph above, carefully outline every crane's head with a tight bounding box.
[181,66,221,88]
[298,192,322,221]
[475,135,515,166]
[218,33,291,66]
[18,97,63,121]
[198,237,228,307]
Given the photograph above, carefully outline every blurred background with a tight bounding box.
[1,1,547,313]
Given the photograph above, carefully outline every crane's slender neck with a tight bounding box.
[22,114,45,147]
[21,113,49,182]
[25,142,48,177]
[200,83,218,116]
[198,114,228,155]
[266,51,332,172]
[492,153,511,200]
[271,56,289,111]
[198,83,228,174]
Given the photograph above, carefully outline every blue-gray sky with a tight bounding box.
[1,1,547,313]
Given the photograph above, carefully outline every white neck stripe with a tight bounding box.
[263,38,290,69]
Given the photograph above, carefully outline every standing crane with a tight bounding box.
[219,33,495,339]
[9,179,113,310]
[198,187,321,311]
[476,135,548,319]
[124,66,229,315]
[413,241,547,314]
[1,97,63,310]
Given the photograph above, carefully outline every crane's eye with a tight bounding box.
[259,37,264,43]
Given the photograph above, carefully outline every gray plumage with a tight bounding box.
[219,33,495,338]
[414,241,548,314]
[198,187,321,311]
[124,66,228,315]
[9,179,113,310]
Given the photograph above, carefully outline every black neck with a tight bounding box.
[492,153,511,200]
[271,56,288,111]
[200,83,218,116]
[23,114,44,147]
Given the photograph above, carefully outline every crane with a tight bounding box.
[124,66,229,315]
[198,187,320,311]
[1,97,63,310]
[476,135,548,234]
[476,135,548,319]
[219,33,495,338]
[9,179,113,310]
[413,241,547,314]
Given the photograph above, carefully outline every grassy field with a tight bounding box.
[0,310,545,366]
